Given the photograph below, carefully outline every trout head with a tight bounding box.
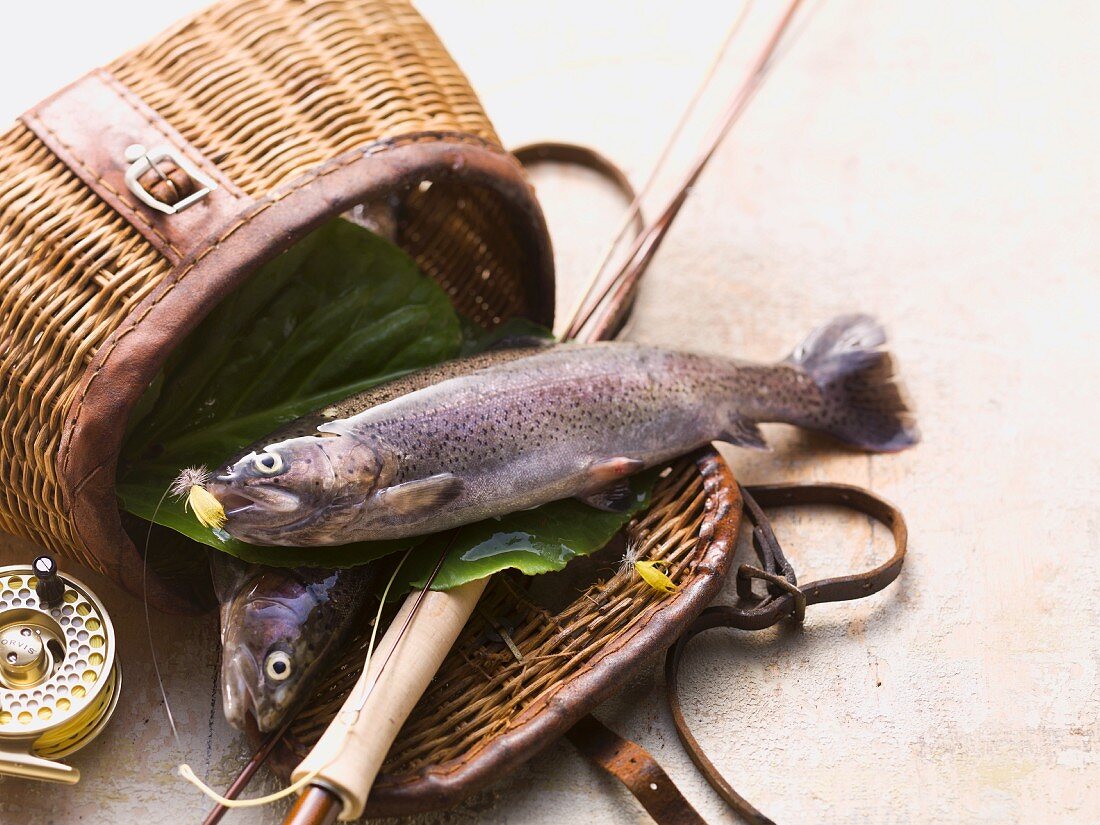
[207,432,395,545]
[215,562,347,732]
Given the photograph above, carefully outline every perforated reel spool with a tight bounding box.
[0,561,120,783]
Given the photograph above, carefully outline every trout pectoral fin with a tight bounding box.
[576,457,645,512]
[576,480,636,513]
[585,456,645,484]
[377,473,464,516]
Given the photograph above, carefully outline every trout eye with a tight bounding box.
[264,650,292,681]
[253,451,284,476]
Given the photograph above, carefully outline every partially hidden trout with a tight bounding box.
[207,314,918,547]
[211,554,374,731]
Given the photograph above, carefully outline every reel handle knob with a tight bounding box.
[33,556,64,609]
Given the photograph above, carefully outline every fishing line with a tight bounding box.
[200,714,299,825]
[144,466,225,751]
[344,531,457,718]
[181,760,324,808]
[358,546,416,702]
[561,0,755,339]
[568,0,810,340]
[142,480,182,749]
[138,468,301,809]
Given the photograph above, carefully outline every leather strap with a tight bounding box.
[21,69,255,264]
[512,141,644,237]
[664,483,908,824]
[567,714,706,825]
[511,140,642,339]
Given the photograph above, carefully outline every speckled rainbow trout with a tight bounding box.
[208,314,917,546]
[211,554,374,731]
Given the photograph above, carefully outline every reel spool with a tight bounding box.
[0,557,120,784]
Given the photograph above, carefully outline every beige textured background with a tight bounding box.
[1,1,1098,822]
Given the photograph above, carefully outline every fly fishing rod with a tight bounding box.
[207,4,812,822]
[563,0,810,340]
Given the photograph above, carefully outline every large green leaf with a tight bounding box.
[117,217,653,587]
[118,219,463,565]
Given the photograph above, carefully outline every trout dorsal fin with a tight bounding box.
[316,419,357,438]
[377,473,464,517]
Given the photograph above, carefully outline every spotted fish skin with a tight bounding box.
[209,315,917,546]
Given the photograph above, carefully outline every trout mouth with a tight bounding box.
[212,490,255,515]
[221,649,262,731]
[222,645,298,732]
[206,480,346,545]
[207,482,303,522]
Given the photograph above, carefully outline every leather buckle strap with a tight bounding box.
[566,715,707,825]
[21,69,254,264]
[664,482,908,825]
[736,564,806,623]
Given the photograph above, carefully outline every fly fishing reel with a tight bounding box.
[0,557,120,783]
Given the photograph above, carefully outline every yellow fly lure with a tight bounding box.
[619,542,677,594]
[170,466,228,535]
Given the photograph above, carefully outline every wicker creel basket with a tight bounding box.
[0,0,554,611]
[261,448,743,816]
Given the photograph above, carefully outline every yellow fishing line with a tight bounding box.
[346,546,414,716]
[177,763,321,808]
[34,667,119,758]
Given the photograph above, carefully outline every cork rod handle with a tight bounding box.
[290,578,488,821]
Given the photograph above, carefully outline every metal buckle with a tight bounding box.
[736,564,807,623]
[123,143,216,215]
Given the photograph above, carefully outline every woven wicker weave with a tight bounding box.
[0,0,553,609]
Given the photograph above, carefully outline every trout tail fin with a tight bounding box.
[786,314,919,452]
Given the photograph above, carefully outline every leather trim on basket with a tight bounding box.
[21,70,254,264]
[56,134,554,613]
[364,449,741,816]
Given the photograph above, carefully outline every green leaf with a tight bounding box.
[393,468,663,595]
[118,216,652,589]
[118,219,462,567]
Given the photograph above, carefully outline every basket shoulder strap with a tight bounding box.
[512,141,644,236]
[512,140,642,338]
[664,483,909,825]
